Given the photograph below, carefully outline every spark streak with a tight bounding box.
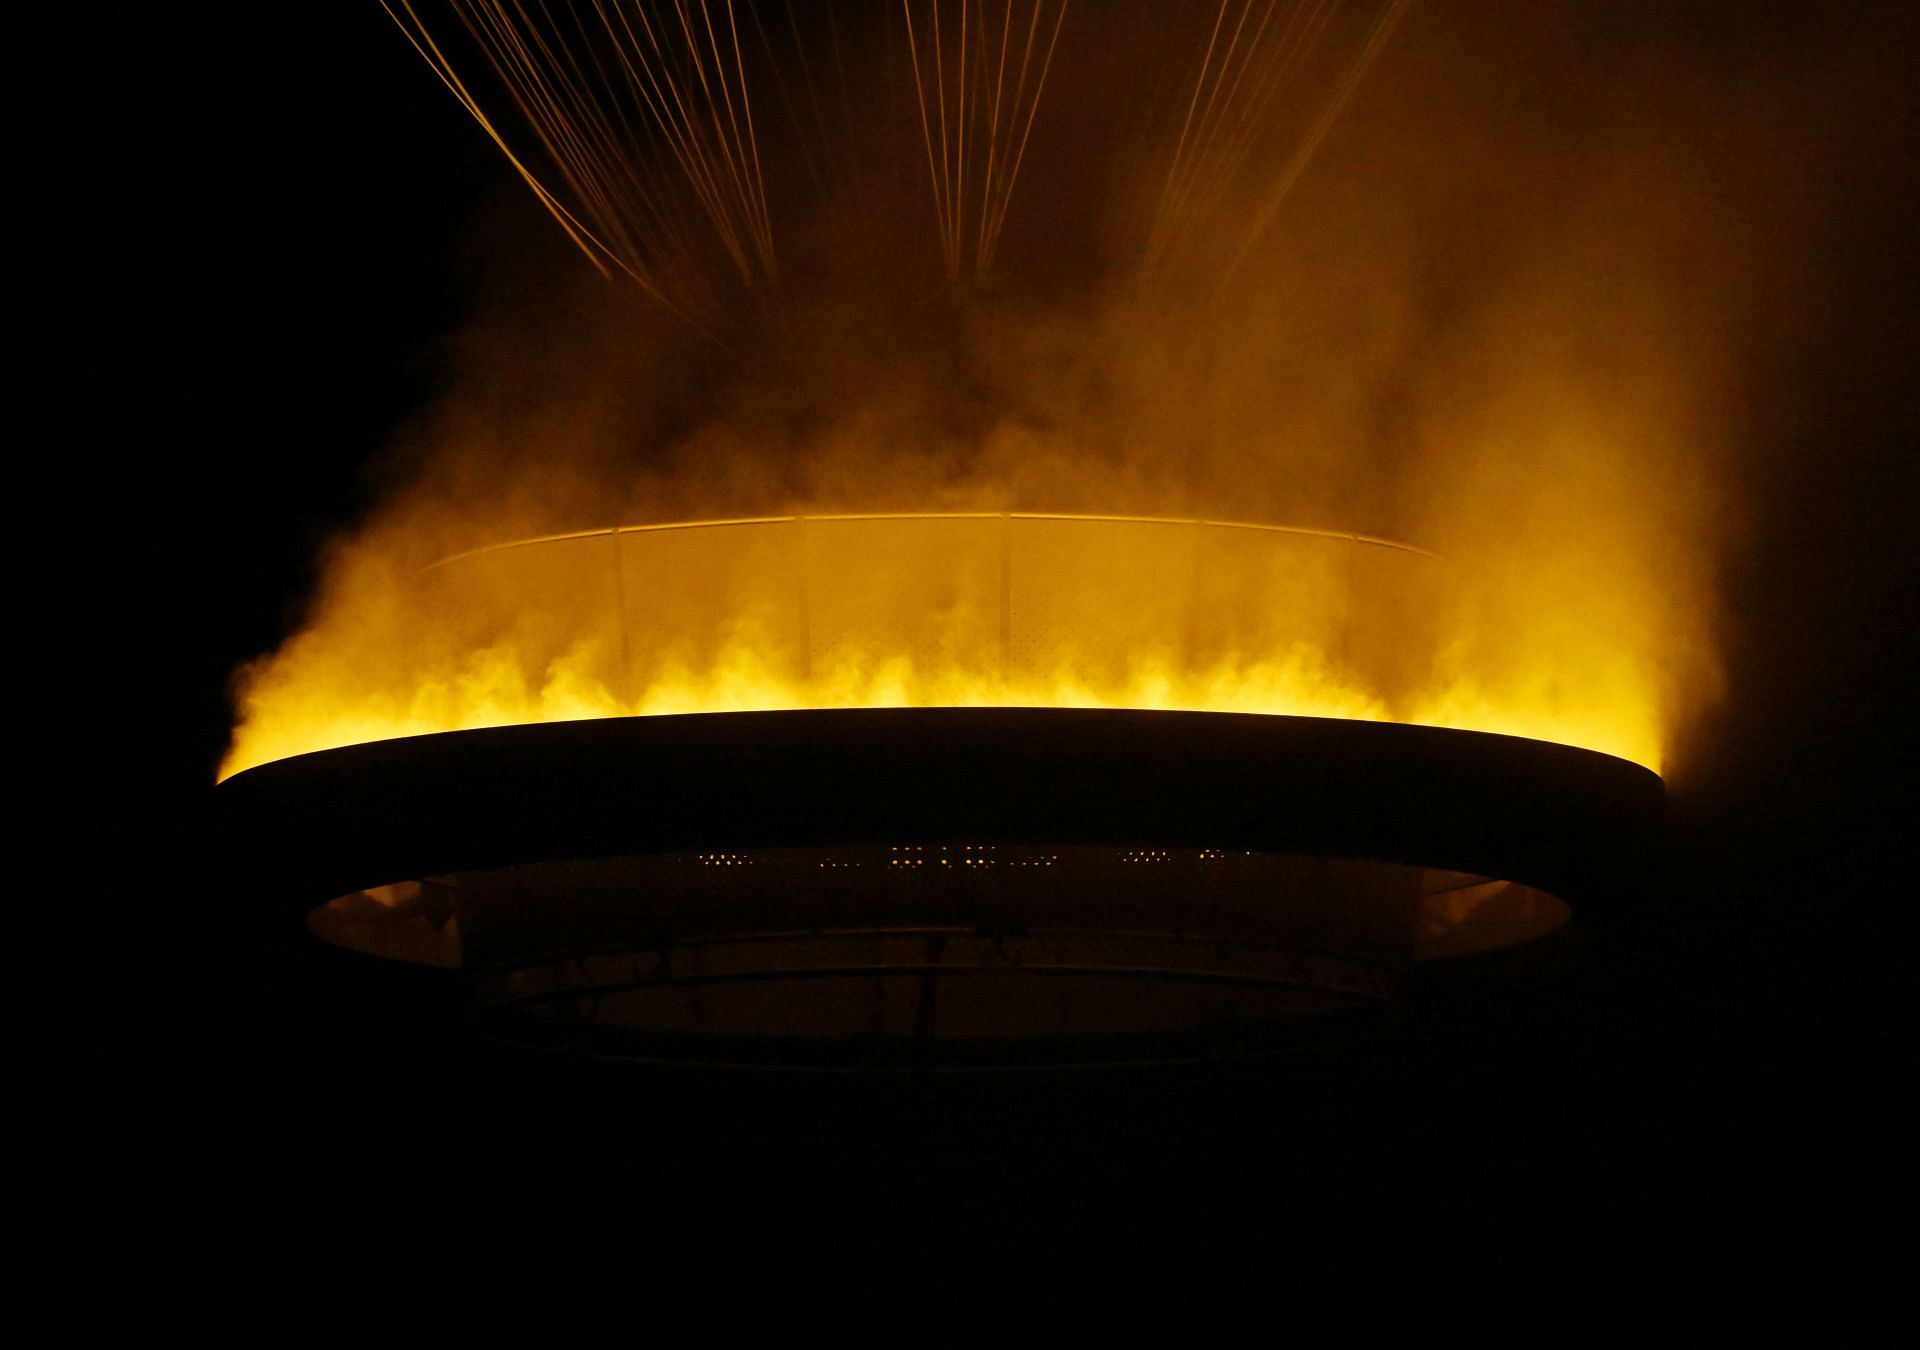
[382,2,1408,309]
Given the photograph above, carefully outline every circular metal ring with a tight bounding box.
[218,707,1662,914]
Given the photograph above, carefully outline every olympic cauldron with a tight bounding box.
[218,515,1662,1069]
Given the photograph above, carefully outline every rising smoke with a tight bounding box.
[224,1,1879,781]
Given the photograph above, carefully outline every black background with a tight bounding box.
[99,0,1910,1300]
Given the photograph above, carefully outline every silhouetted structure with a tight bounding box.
[218,707,1661,1069]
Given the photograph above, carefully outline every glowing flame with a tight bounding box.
[221,5,1765,786]
[222,512,1665,778]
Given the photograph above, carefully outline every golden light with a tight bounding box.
[223,511,1665,780]
[213,4,1731,1067]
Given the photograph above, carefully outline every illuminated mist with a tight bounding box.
[223,1,1838,781]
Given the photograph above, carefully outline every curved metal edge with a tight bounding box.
[422,512,1442,574]
[213,709,1665,936]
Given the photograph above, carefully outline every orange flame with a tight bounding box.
[221,6,1778,788]
[222,512,1666,778]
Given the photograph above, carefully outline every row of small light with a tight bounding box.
[703,847,1246,870]
[887,844,1002,869]
[696,852,754,867]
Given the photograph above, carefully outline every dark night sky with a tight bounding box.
[103,0,1911,1300]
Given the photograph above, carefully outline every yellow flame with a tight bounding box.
[222,513,1664,779]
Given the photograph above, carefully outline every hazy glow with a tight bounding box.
[225,4,1772,785]
[222,513,1664,778]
